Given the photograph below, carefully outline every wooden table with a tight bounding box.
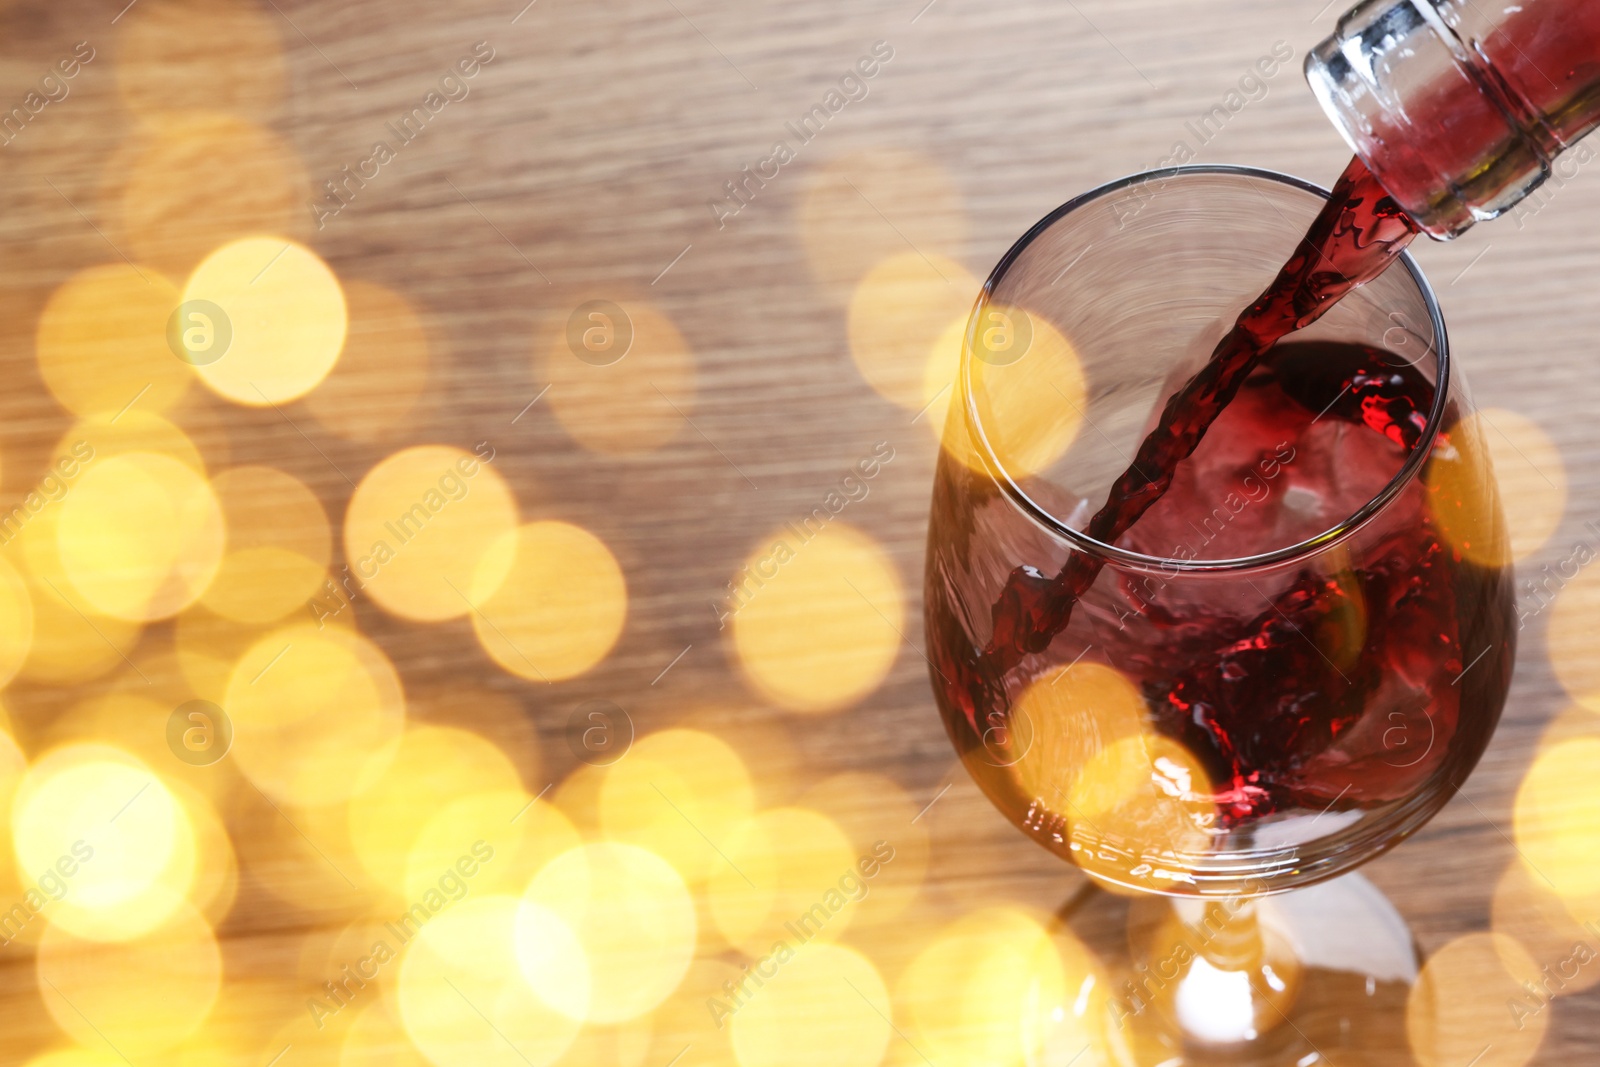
[0,0,1595,1062]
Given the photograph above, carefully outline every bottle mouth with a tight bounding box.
[1303,0,1554,239]
[961,164,1451,575]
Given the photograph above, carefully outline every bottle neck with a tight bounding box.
[1306,0,1600,238]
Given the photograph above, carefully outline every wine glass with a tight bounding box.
[923,165,1514,1063]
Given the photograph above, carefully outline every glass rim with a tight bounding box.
[961,162,1450,574]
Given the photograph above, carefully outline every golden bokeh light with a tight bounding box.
[307,280,433,442]
[35,264,190,417]
[1407,932,1549,1067]
[728,942,891,1067]
[13,743,197,940]
[0,554,33,689]
[896,908,1068,1067]
[958,311,1089,477]
[1491,861,1600,996]
[1426,412,1511,567]
[56,451,224,621]
[38,902,223,1057]
[1473,408,1566,561]
[116,0,287,125]
[645,958,742,1067]
[342,1000,434,1067]
[399,894,581,1067]
[599,728,756,886]
[405,789,580,903]
[1513,737,1600,902]
[1548,564,1600,710]
[798,773,929,927]
[344,444,517,622]
[469,521,627,681]
[110,115,310,277]
[21,1052,129,1067]
[848,252,979,410]
[55,409,205,473]
[184,236,348,405]
[201,465,330,624]
[347,724,521,895]
[224,623,406,805]
[707,807,858,956]
[797,149,968,302]
[521,842,696,1023]
[729,521,903,713]
[9,507,143,686]
[543,301,695,455]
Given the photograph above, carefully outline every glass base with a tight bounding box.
[1046,872,1420,1066]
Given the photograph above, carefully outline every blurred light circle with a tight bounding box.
[306,280,432,442]
[958,313,1088,477]
[1407,932,1548,1067]
[56,451,224,621]
[848,252,978,410]
[201,465,330,624]
[469,521,626,682]
[11,508,143,685]
[797,149,968,303]
[55,409,205,473]
[1475,408,1567,562]
[405,789,580,903]
[346,724,521,896]
[224,623,406,805]
[110,115,309,277]
[1548,565,1600,710]
[344,445,517,622]
[13,744,198,940]
[895,907,1069,1066]
[707,807,858,955]
[1426,413,1511,568]
[728,942,891,1067]
[1491,861,1600,996]
[543,301,694,455]
[799,773,929,927]
[599,728,755,885]
[35,264,190,416]
[1513,737,1600,901]
[0,555,34,689]
[520,842,696,1023]
[21,1052,129,1067]
[37,902,222,1056]
[184,236,347,405]
[341,1000,434,1067]
[730,522,903,713]
[398,894,581,1067]
[116,0,287,125]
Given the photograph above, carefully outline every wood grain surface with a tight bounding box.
[0,0,1595,1063]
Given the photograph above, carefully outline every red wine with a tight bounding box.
[939,157,1419,739]
[928,337,1513,841]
